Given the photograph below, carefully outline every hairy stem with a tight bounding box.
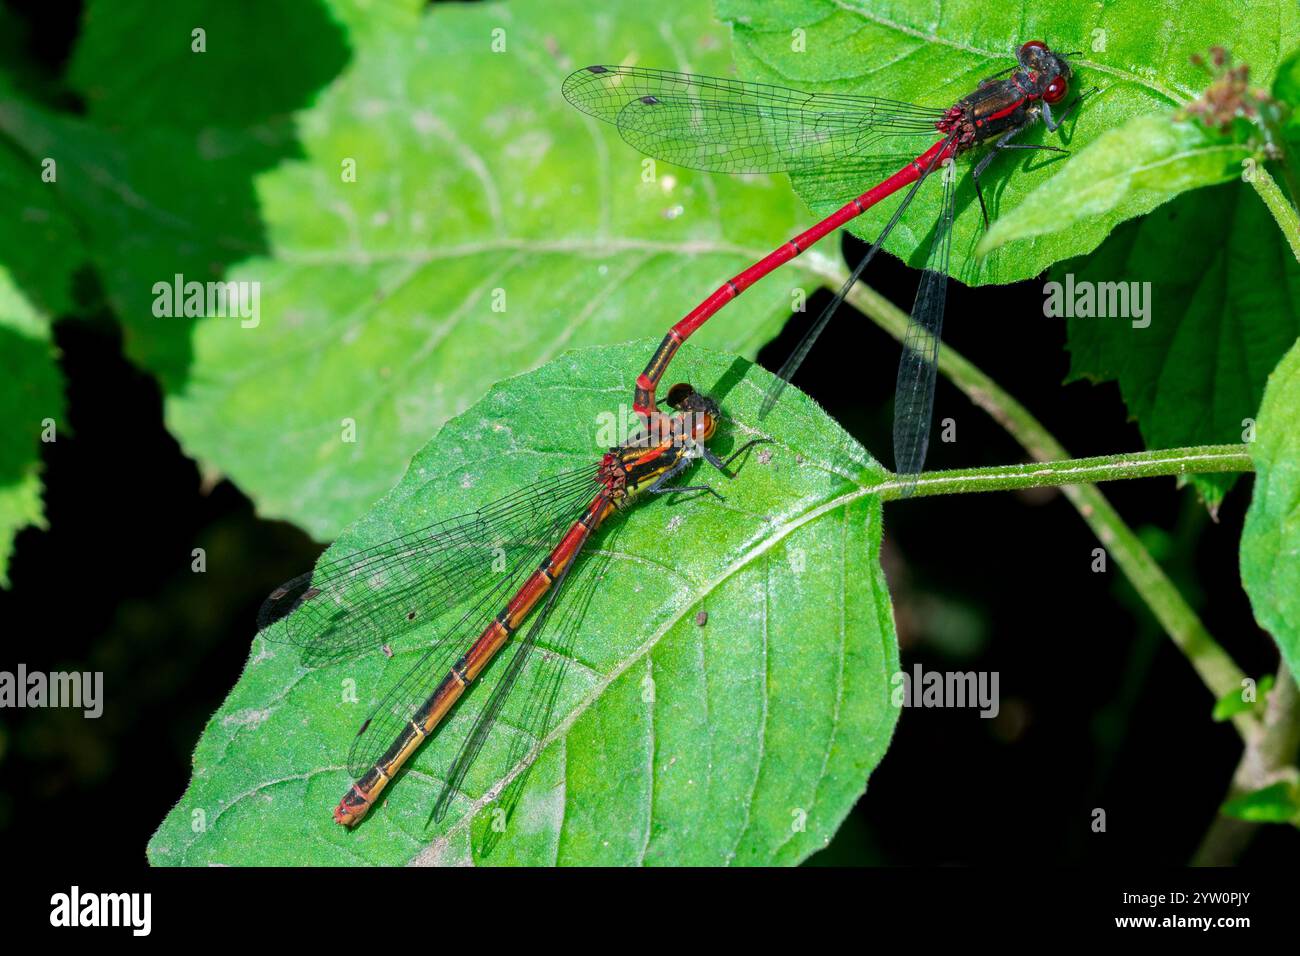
[808,266,1253,731]
[877,445,1253,500]
[1252,165,1300,265]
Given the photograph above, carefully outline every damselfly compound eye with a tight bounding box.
[1044,74,1068,104]
[1020,39,1048,55]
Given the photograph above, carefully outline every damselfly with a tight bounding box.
[564,41,1093,491]
[258,383,763,827]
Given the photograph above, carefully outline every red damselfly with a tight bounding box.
[257,383,763,827]
[564,41,1092,491]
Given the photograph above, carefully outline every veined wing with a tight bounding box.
[563,64,942,175]
[256,465,600,666]
[893,159,957,494]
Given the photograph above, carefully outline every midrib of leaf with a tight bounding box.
[407,478,879,865]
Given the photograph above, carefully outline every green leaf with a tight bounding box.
[719,0,1300,285]
[1211,674,1274,721]
[143,0,819,539]
[1241,338,1300,685]
[977,115,1247,257]
[147,342,899,866]
[0,270,64,587]
[68,0,356,129]
[1275,45,1300,108]
[1220,781,1300,823]
[1274,46,1300,159]
[1061,182,1300,509]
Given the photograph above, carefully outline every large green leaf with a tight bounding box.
[719,0,1300,285]
[1241,339,1300,685]
[1062,182,1300,508]
[144,0,817,540]
[147,342,899,866]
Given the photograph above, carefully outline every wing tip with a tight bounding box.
[255,571,317,636]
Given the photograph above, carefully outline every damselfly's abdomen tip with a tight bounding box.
[334,787,372,827]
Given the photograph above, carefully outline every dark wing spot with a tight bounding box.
[587,65,609,74]
[256,573,320,632]
[641,95,660,105]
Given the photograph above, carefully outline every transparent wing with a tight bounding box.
[563,64,942,174]
[893,161,957,494]
[342,495,593,780]
[256,465,599,666]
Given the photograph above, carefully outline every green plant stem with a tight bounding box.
[1193,667,1300,864]
[878,445,1252,500]
[1251,165,1300,264]
[801,262,1252,732]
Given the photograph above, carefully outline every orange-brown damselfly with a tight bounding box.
[258,383,763,827]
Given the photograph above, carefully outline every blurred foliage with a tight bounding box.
[1220,781,1300,824]
[1212,674,1274,721]
[0,270,62,586]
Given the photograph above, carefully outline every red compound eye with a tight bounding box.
[1020,39,1048,55]
[1044,74,1068,104]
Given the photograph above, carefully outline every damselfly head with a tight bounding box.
[1017,40,1072,104]
[665,382,720,440]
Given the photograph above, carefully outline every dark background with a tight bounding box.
[0,0,1294,868]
